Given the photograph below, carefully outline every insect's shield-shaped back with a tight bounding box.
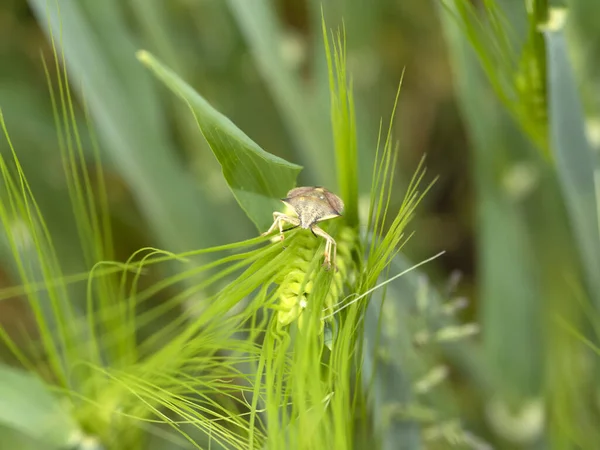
[281,187,344,228]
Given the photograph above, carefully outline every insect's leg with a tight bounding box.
[277,215,300,241]
[261,213,284,236]
[274,212,287,239]
[324,239,332,267]
[325,239,337,271]
[311,225,337,271]
[262,213,300,242]
[330,238,338,271]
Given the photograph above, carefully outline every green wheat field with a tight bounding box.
[1,1,599,449]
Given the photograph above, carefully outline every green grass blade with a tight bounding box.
[27,0,223,252]
[308,0,388,192]
[321,19,359,227]
[442,0,550,156]
[438,0,546,432]
[137,51,302,232]
[543,9,600,305]
[569,0,600,120]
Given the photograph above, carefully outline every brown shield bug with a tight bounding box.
[262,186,344,270]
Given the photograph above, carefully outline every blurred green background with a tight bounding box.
[2,0,600,448]
[0,0,471,294]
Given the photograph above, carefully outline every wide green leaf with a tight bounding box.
[226,0,332,186]
[0,364,79,448]
[543,9,600,306]
[138,51,302,232]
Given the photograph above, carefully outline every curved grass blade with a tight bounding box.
[440,0,550,157]
[137,51,302,232]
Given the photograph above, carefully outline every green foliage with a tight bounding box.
[441,0,549,156]
[0,364,79,448]
[363,253,486,450]
[543,11,600,307]
[7,0,600,448]
[440,0,600,447]
[27,0,228,252]
[322,21,359,226]
[226,0,333,186]
[138,50,302,233]
[0,4,447,450]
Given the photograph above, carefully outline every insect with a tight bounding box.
[262,186,344,270]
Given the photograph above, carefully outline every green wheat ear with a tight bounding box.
[274,226,356,331]
[240,16,438,450]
